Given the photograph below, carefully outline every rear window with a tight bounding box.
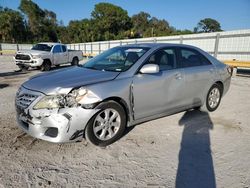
[180,48,211,67]
[62,45,67,52]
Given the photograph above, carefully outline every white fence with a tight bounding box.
[1,29,250,61]
[67,29,250,61]
[0,43,33,51]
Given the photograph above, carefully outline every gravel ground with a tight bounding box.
[0,56,250,188]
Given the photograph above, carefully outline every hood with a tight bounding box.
[17,50,49,56]
[23,66,120,95]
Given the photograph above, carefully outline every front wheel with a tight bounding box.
[85,101,126,147]
[199,83,222,112]
[40,60,51,71]
[18,65,28,71]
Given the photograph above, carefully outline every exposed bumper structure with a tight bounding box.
[15,87,99,143]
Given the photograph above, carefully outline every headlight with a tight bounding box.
[33,88,101,110]
[32,55,41,59]
[66,87,101,106]
[33,95,64,110]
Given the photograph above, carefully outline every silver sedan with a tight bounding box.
[15,43,231,146]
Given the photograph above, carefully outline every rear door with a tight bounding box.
[132,47,186,120]
[178,47,216,106]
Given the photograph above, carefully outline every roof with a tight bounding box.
[38,42,62,45]
[121,43,197,49]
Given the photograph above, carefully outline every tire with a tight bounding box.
[18,65,28,71]
[199,83,222,112]
[85,101,126,147]
[40,60,51,71]
[71,57,79,66]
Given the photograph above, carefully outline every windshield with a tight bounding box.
[31,44,53,52]
[83,47,149,72]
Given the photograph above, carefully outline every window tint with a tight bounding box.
[180,48,211,67]
[53,45,62,53]
[31,44,53,51]
[62,45,67,52]
[147,48,176,71]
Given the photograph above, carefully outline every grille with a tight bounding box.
[16,93,38,109]
[15,54,31,60]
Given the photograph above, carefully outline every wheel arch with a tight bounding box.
[215,80,224,94]
[72,56,79,61]
[102,96,130,124]
[43,58,52,65]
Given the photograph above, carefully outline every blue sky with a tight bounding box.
[1,0,250,31]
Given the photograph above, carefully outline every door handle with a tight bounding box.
[175,73,182,80]
[209,68,214,73]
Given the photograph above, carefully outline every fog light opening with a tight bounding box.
[45,127,58,138]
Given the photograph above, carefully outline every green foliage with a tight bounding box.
[1,1,224,44]
[131,12,174,38]
[19,0,58,42]
[0,7,26,43]
[91,3,132,41]
[194,18,222,33]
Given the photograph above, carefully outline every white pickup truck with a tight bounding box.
[14,42,83,71]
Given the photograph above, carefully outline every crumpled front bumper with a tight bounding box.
[15,87,99,143]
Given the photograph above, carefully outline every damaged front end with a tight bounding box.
[15,86,101,143]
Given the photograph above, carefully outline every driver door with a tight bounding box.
[52,45,65,65]
[132,48,186,120]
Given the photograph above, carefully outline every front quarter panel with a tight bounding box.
[86,76,133,121]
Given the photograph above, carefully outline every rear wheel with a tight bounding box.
[199,83,222,112]
[85,101,126,147]
[71,57,79,66]
[40,60,51,71]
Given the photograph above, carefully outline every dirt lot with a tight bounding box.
[0,56,250,188]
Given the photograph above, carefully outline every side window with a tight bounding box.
[180,48,211,68]
[147,48,177,71]
[53,45,62,53]
[62,45,67,52]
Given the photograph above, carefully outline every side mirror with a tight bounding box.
[140,64,159,74]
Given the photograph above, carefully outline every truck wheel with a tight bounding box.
[18,65,28,71]
[85,101,127,147]
[71,57,79,66]
[40,60,51,71]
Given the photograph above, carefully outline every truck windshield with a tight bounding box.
[83,47,149,72]
[31,44,53,52]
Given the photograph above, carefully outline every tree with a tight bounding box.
[194,18,222,33]
[91,3,132,41]
[19,0,58,42]
[148,17,172,37]
[131,11,173,38]
[131,12,151,37]
[0,7,26,43]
